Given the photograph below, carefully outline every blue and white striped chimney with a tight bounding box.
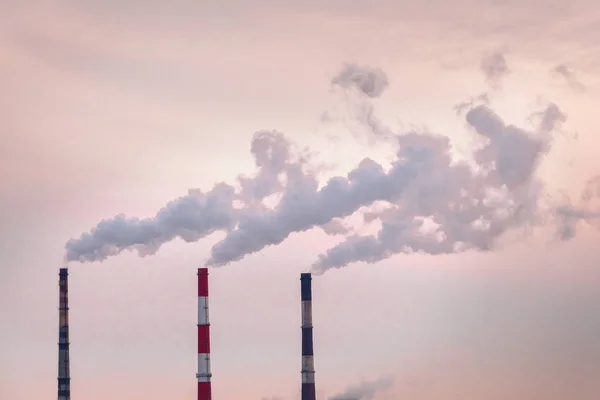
[300,273,316,400]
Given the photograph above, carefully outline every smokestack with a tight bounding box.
[197,268,212,400]
[301,273,316,400]
[58,268,71,400]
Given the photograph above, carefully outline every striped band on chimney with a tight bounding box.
[197,268,212,400]
[301,273,316,400]
[58,268,71,400]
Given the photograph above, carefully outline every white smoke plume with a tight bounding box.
[325,63,393,141]
[64,184,239,263]
[65,59,593,274]
[311,103,565,273]
[64,130,306,262]
[331,63,389,98]
[480,50,510,88]
[328,377,393,400]
[321,218,354,236]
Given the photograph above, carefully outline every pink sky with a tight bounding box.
[2,1,600,399]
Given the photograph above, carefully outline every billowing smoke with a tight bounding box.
[64,184,239,263]
[326,63,392,141]
[331,63,389,98]
[551,64,586,92]
[321,64,394,140]
[480,51,510,88]
[321,218,354,236]
[65,130,303,262]
[66,58,593,274]
[556,175,600,239]
[311,102,565,273]
[328,377,393,400]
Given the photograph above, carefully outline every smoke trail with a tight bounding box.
[66,59,590,273]
[325,63,394,142]
[64,130,303,262]
[311,103,566,273]
[64,184,238,262]
[328,377,393,400]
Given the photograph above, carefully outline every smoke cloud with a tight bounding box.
[321,218,354,236]
[328,377,393,400]
[331,63,389,98]
[312,102,565,273]
[551,64,586,92]
[65,130,302,262]
[65,59,593,274]
[480,51,510,88]
[64,183,239,262]
[556,175,600,239]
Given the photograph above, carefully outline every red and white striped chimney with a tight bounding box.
[197,268,212,400]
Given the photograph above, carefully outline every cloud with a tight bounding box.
[480,51,510,88]
[328,377,393,400]
[454,92,490,115]
[237,130,300,202]
[324,64,396,143]
[551,63,586,92]
[331,63,389,98]
[556,175,600,239]
[467,102,565,188]
[321,218,354,236]
[312,102,566,273]
[66,59,592,274]
[64,184,239,262]
[64,130,300,262]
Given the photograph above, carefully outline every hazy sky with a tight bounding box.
[2,1,600,399]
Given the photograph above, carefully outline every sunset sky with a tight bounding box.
[2,1,600,399]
